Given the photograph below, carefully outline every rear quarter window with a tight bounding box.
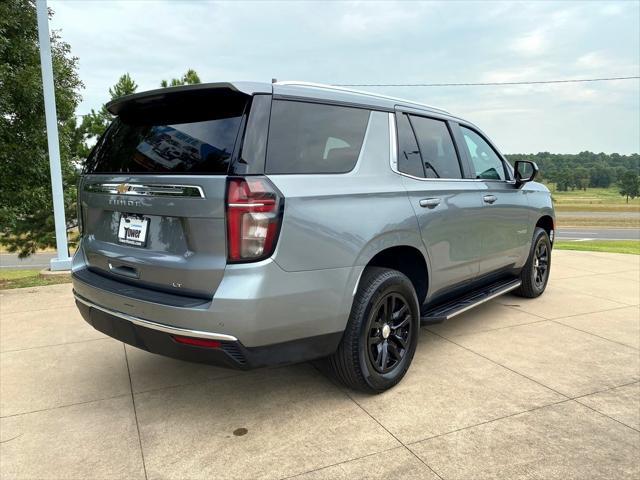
[265,100,370,174]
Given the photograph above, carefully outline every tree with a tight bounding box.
[0,0,83,257]
[160,69,201,87]
[589,164,613,188]
[76,73,137,157]
[573,167,590,191]
[555,170,572,192]
[618,172,640,203]
[108,72,137,99]
[504,152,639,193]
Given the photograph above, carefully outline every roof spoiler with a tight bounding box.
[106,81,272,116]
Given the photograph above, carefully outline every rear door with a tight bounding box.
[394,110,484,299]
[455,125,532,276]
[78,87,266,298]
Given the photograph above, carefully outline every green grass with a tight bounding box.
[554,240,640,255]
[0,269,71,289]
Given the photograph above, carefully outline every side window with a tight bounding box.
[460,127,506,180]
[396,113,424,178]
[409,115,462,179]
[265,100,370,174]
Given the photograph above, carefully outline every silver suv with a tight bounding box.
[73,81,554,392]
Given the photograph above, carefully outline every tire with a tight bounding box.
[327,267,420,393]
[514,227,552,298]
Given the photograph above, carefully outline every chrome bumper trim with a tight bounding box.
[74,293,238,342]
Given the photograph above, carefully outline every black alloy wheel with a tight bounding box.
[326,266,420,392]
[367,293,412,374]
[532,240,549,289]
[514,226,552,298]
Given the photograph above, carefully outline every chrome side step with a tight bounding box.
[421,278,522,324]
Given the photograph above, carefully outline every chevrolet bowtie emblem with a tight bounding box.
[116,183,129,194]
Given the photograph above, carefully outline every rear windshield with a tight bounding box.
[85,93,247,174]
[265,100,370,174]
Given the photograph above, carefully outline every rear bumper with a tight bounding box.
[75,293,342,369]
[72,250,361,348]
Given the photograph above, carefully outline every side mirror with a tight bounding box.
[514,161,538,187]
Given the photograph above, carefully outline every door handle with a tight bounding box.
[419,198,441,208]
[483,195,497,204]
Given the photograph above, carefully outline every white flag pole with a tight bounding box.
[36,0,72,271]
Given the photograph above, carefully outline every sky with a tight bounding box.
[48,0,640,154]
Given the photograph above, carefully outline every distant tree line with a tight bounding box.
[505,152,639,193]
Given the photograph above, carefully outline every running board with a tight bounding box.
[421,278,522,324]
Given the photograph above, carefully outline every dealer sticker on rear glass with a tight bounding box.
[118,214,149,247]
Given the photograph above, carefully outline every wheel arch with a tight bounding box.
[361,245,429,305]
[535,215,555,243]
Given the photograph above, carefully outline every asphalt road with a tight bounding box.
[1,227,638,269]
[0,252,57,269]
[556,228,640,241]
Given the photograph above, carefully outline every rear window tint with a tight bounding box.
[85,94,247,174]
[265,100,370,174]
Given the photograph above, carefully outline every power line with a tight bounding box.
[333,76,640,87]
[74,75,638,117]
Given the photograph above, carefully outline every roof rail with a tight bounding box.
[274,81,450,114]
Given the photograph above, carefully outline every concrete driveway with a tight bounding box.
[1,250,638,480]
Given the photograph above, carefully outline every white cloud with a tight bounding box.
[576,51,607,69]
[511,28,547,56]
[337,2,429,37]
[339,10,412,34]
[601,3,624,16]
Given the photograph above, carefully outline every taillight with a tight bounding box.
[226,177,283,262]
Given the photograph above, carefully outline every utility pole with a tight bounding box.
[36,0,72,271]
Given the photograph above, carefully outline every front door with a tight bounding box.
[456,125,532,276]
